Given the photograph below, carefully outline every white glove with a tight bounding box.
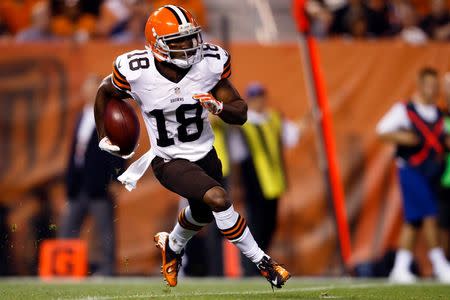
[99,137,135,159]
[192,93,223,115]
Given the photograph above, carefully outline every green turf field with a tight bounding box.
[0,278,449,300]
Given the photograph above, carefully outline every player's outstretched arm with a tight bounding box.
[94,75,130,140]
[211,78,247,125]
[378,130,420,146]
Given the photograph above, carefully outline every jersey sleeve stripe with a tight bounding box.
[112,62,131,90]
[221,68,231,79]
[113,63,127,82]
[223,63,231,74]
[223,56,231,70]
[113,79,131,91]
[221,56,231,79]
[113,69,130,87]
[112,75,131,91]
[111,76,124,91]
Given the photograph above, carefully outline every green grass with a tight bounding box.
[0,278,449,300]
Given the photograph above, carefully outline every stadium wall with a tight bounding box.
[1,40,449,276]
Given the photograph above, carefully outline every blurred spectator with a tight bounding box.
[293,0,340,36]
[387,0,406,32]
[440,72,450,259]
[151,0,207,29]
[395,2,428,45]
[96,0,126,37]
[367,0,391,35]
[420,0,450,41]
[101,0,205,40]
[97,0,145,38]
[16,1,54,42]
[411,0,432,17]
[330,0,389,37]
[230,82,306,276]
[377,67,450,283]
[295,0,450,40]
[0,0,41,34]
[111,0,148,43]
[50,0,101,41]
[0,15,11,38]
[323,0,347,11]
[304,0,333,38]
[59,74,124,276]
[348,13,370,38]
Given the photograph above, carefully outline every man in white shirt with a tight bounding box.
[377,67,450,283]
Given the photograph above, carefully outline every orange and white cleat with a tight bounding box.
[257,256,291,289]
[154,232,183,287]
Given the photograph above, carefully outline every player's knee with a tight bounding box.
[190,208,214,224]
[203,186,230,212]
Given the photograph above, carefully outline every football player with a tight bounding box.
[94,5,290,288]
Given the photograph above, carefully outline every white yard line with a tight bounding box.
[59,282,396,300]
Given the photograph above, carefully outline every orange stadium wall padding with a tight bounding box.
[1,40,449,276]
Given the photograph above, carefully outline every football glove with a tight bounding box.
[99,136,135,159]
[192,93,223,115]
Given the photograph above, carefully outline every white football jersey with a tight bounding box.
[111,43,231,162]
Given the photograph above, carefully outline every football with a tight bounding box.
[104,98,140,156]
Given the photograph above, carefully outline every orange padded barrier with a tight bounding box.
[39,239,87,278]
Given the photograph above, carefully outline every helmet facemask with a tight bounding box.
[150,26,204,69]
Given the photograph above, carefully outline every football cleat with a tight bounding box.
[154,232,183,287]
[257,256,291,289]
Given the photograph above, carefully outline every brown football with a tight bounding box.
[104,98,140,156]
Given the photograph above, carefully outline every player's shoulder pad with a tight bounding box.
[202,43,231,79]
[112,50,149,91]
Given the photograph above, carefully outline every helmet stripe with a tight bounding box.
[176,6,190,23]
[164,5,182,25]
[166,5,188,24]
